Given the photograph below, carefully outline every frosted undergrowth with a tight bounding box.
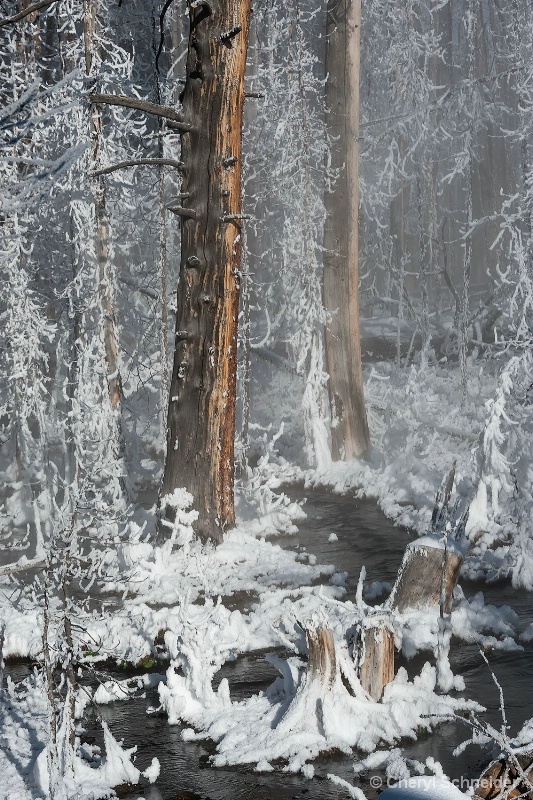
[1,419,530,795]
[305,360,494,531]
[170,652,480,773]
[0,669,158,800]
[296,355,533,587]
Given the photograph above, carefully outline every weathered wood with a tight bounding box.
[474,753,533,799]
[0,0,58,28]
[390,464,466,614]
[323,0,370,461]
[359,618,395,701]
[161,0,251,541]
[93,158,184,177]
[89,93,192,130]
[390,540,463,614]
[307,626,336,686]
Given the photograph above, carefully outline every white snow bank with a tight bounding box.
[0,670,147,800]
[160,626,481,773]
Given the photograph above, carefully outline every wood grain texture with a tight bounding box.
[359,620,394,701]
[390,542,463,614]
[323,0,370,460]
[307,626,337,686]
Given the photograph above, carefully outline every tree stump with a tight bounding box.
[389,462,467,614]
[306,626,336,686]
[474,753,533,799]
[389,538,463,614]
[357,614,394,701]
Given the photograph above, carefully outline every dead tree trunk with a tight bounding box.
[160,0,251,542]
[85,0,122,410]
[323,0,370,461]
[307,626,337,685]
[358,615,394,701]
[390,540,463,614]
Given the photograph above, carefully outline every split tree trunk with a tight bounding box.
[390,464,465,614]
[323,0,370,461]
[161,0,251,542]
[307,626,337,685]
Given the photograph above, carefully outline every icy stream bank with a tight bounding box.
[4,487,533,800]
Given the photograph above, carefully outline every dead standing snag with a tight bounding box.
[160,0,252,542]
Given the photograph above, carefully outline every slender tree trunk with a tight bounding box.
[84,0,122,410]
[161,0,251,542]
[460,8,476,407]
[323,0,370,461]
[152,3,170,418]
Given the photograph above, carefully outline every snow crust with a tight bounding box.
[3,349,533,798]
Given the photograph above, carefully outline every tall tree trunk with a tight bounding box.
[84,0,122,410]
[161,0,251,542]
[460,6,476,407]
[323,0,370,461]
[152,2,170,422]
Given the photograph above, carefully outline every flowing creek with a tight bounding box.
[5,487,533,799]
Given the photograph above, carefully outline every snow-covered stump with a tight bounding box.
[474,753,533,799]
[306,619,393,705]
[307,626,336,685]
[358,616,395,701]
[389,464,468,615]
[389,539,463,614]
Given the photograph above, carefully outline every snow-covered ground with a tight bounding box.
[1,353,533,799]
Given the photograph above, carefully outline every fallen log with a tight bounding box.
[474,753,533,799]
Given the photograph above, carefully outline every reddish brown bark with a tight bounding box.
[161,0,251,542]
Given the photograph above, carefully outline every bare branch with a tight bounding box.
[156,0,175,73]
[221,213,251,223]
[89,93,192,130]
[92,158,184,176]
[167,206,197,220]
[0,0,58,28]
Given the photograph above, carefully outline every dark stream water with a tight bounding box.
[5,487,533,799]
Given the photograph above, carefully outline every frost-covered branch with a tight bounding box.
[0,0,59,28]
[92,157,184,176]
[89,92,192,129]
